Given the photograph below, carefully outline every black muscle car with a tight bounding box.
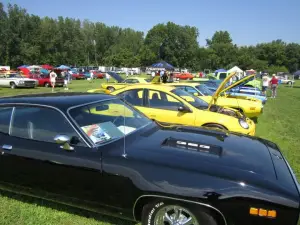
[0,93,299,225]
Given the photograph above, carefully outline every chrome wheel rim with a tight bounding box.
[154,205,199,225]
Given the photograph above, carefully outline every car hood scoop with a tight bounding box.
[162,137,223,157]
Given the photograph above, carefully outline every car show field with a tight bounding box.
[0,77,300,225]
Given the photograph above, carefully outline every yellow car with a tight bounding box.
[152,73,263,119]
[87,71,150,93]
[109,84,256,136]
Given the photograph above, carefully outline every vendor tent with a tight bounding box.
[150,61,174,70]
[56,65,70,70]
[17,65,28,69]
[228,66,244,79]
[42,64,53,70]
[215,69,227,73]
[28,65,42,70]
[294,70,300,76]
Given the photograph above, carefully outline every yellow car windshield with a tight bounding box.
[171,88,209,109]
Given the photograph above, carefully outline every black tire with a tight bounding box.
[44,82,50,87]
[142,200,218,225]
[10,82,16,89]
[287,81,292,85]
[107,86,115,92]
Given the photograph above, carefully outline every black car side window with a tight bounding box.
[10,106,86,146]
[118,89,143,106]
[0,107,13,134]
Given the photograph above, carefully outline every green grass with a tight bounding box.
[0,79,300,224]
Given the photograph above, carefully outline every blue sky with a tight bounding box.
[3,0,300,46]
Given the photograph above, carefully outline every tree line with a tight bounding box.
[0,2,300,73]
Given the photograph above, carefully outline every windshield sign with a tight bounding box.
[69,99,151,145]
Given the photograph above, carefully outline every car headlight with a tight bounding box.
[18,80,24,84]
[239,119,249,129]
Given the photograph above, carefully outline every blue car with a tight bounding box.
[229,87,267,104]
[203,80,268,104]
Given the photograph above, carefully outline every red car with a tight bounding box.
[92,70,105,79]
[72,73,85,80]
[30,74,64,87]
[173,72,194,80]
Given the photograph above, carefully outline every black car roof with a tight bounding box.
[0,92,116,111]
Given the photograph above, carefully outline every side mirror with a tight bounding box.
[193,92,199,96]
[178,105,191,113]
[95,105,109,111]
[54,134,74,151]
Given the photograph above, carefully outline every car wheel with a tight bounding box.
[44,83,50,87]
[287,81,292,85]
[203,124,227,131]
[10,82,16,89]
[142,201,217,225]
[107,87,115,92]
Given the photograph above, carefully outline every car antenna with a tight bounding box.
[122,94,127,158]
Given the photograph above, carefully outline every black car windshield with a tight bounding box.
[171,88,209,109]
[69,99,151,145]
[195,85,214,96]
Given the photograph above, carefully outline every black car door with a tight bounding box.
[0,105,109,211]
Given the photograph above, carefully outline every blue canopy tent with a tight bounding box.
[294,70,300,76]
[40,69,49,74]
[150,61,174,70]
[215,69,227,73]
[17,65,29,69]
[56,65,70,70]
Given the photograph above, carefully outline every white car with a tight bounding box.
[0,74,38,89]
[278,76,295,85]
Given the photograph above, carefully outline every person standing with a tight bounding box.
[151,71,155,78]
[89,71,94,82]
[64,71,69,90]
[105,72,110,83]
[270,74,279,98]
[49,70,57,92]
[262,74,270,95]
[161,72,168,83]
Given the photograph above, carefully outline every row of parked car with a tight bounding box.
[0,70,107,89]
[88,72,267,136]
[0,72,299,225]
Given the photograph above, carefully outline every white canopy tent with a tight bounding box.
[228,66,244,79]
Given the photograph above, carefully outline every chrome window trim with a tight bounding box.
[0,103,91,148]
[67,98,152,148]
[133,194,227,225]
[8,107,15,135]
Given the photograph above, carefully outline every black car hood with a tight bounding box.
[108,71,124,83]
[128,125,299,198]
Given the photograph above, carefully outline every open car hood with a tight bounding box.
[222,74,256,93]
[208,73,256,109]
[107,71,124,83]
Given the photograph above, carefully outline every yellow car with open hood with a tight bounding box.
[161,73,263,119]
[107,84,256,136]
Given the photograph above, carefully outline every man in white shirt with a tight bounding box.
[49,70,57,92]
[105,73,110,83]
[90,71,94,82]
[262,75,270,95]
[151,71,155,78]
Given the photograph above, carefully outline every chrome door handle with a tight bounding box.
[2,145,12,150]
